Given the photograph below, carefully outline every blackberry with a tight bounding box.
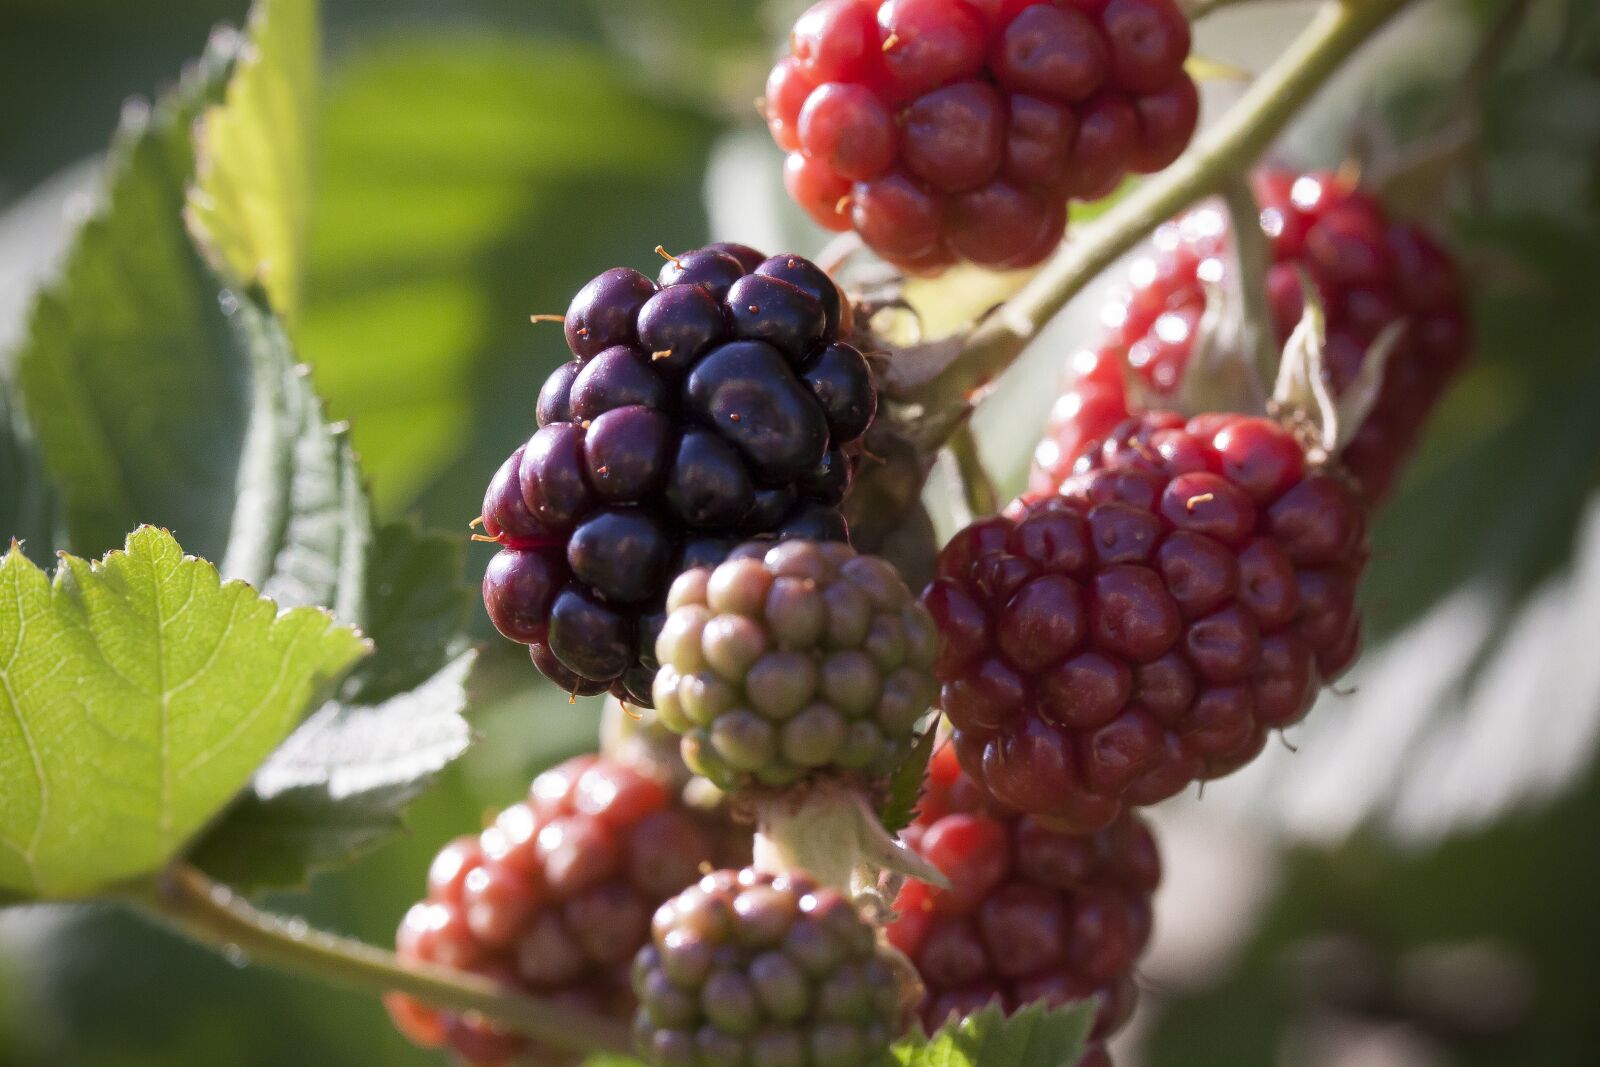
[887,744,1158,1063]
[651,540,939,791]
[930,410,1367,829]
[481,247,878,703]
[1030,169,1470,505]
[632,867,913,1066]
[767,0,1199,273]
[386,755,750,1066]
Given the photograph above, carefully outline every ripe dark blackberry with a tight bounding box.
[632,866,913,1066]
[1030,169,1470,505]
[481,247,878,704]
[887,743,1158,1063]
[930,409,1367,830]
[766,0,1199,273]
[652,539,939,791]
[385,755,750,1066]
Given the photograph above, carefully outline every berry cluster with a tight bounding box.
[1031,169,1469,504]
[767,0,1199,273]
[928,410,1367,829]
[888,744,1159,1065]
[386,756,748,1066]
[633,866,911,1066]
[653,539,939,790]
[481,244,878,704]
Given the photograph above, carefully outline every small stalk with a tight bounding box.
[136,864,633,1055]
[751,780,947,898]
[948,421,1001,518]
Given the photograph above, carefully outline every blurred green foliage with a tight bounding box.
[1,0,1598,1065]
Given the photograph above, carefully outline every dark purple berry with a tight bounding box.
[705,242,768,273]
[549,588,633,681]
[665,429,756,528]
[568,508,673,605]
[755,253,846,336]
[725,275,826,364]
[519,424,596,532]
[483,447,547,542]
[483,548,564,643]
[637,285,728,378]
[746,485,800,532]
[800,343,877,443]
[538,361,580,427]
[565,268,657,359]
[658,249,746,299]
[570,346,668,421]
[799,448,853,506]
[685,341,830,482]
[584,405,672,501]
[778,502,850,542]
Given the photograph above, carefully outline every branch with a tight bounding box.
[903,0,1416,447]
[948,422,1000,518]
[136,863,634,1056]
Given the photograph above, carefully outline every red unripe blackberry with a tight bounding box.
[934,410,1367,829]
[633,867,915,1066]
[481,248,878,704]
[767,0,1199,273]
[888,744,1158,1064]
[1030,169,1470,505]
[385,755,750,1066]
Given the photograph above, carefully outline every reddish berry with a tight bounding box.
[938,412,1367,828]
[386,756,749,1067]
[889,743,1158,1055]
[1031,169,1470,506]
[769,0,1199,272]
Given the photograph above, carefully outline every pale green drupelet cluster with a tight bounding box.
[651,540,939,790]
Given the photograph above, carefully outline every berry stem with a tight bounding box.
[1218,174,1280,394]
[903,0,1417,448]
[948,421,1000,519]
[751,780,948,897]
[134,863,634,1056]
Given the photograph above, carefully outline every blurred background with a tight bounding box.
[1,0,1598,1064]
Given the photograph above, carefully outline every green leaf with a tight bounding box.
[297,38,713,520]
[12,37,249,564]
[185,0,318,323]
[891,1001,1095,1067]
[0,383,57,560]
[0,527,367,899]
[186,649,473,890]
[191,524,475,890]
[216,291,370,624]
[881,722,938,835]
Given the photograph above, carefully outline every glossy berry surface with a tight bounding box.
[652,539,939,791]
[931,410,1367,829]
[481,247,878,704]
[633,866,911,1066]
[767,0,1199,273]
[386,755,749,1067]
[887,744,1158,1064]
[1030,169,1470,505]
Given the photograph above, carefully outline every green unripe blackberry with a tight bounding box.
[633,867,914,1066]
[652,540,938,790]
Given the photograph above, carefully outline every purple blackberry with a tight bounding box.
[632,867,913,1067]
[483,247,877,704]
